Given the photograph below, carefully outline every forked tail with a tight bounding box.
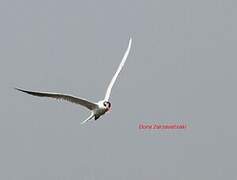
[81,113,94,125]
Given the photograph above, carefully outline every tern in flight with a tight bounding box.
[15,38,132,124]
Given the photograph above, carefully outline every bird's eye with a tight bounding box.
[103,102,107,107]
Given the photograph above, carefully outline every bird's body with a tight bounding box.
[16,38,132,124]
[94,100,110,118]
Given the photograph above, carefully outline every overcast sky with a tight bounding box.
[1,0,237,179]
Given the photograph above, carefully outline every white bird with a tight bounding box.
[15,38,132,124]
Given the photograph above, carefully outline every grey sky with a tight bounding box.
[1,0,237,179]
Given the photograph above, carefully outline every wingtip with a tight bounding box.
[14,87,21,91]
[127,37,132,48]
[14,87,27,93]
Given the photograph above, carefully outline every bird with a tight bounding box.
[15,38,132,124]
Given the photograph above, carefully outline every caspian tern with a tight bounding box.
[15,38,132,124]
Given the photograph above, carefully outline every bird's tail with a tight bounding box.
[81,113,94,125]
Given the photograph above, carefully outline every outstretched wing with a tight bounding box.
[15,88,98,110]
[104,38,132,101]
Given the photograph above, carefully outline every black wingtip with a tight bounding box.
[14,87,21,91]
[14,87,27,93]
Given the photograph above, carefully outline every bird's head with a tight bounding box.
[103,101,111,111]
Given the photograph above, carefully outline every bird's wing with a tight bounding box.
[15,88,98,110]
[104,38,132,101]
